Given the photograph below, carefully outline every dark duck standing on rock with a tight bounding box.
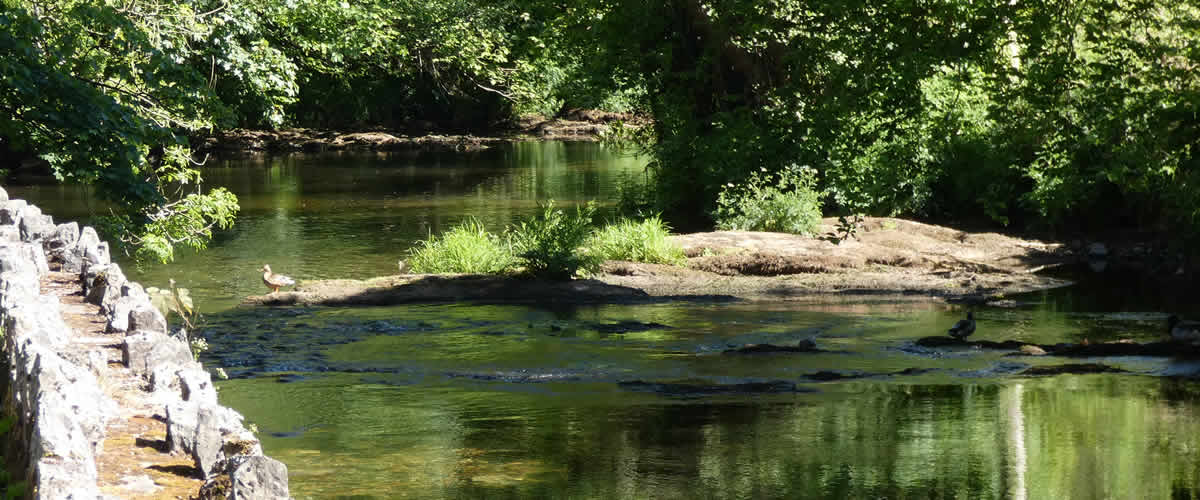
[1168,315,1200,342]
[948,312,976,340]
[260,264,295,294]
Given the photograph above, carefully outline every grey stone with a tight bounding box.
[0,199,28,225]
[105,282,149,333]
[0,269,40,311]
[0,225,18,242]
[45,222,79,261]
[19,242,49,276]
[177,366,218,406]
[128,301,168,336]
[167,402,254,478]
[230,456,290,500]
[66,226,106,273]
[19,205,54,242]
[122,332,193,378]
[0,242,45,275]
[0,186,8,201]
[5,295,71,348]
[85,263,125,309]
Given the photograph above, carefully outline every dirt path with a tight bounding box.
[244,218,1074,307]
[42,272,204,499]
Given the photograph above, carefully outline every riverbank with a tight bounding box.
[243,217,1074,307]
[194,109,641,156]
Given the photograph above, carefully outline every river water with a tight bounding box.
[10,142,1200,499]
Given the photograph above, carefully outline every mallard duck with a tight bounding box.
[948,311,976,340]
[260,264,295,294]
[1168,315,1200,342]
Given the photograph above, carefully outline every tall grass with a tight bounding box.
[588,215,685,266]
[406,219,516,274]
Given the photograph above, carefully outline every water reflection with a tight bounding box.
[214,373,1200,499]
[8,145,1200,499]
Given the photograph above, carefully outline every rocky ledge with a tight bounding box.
[0,187,290,499]
[245,218,1073,307]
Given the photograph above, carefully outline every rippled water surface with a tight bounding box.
[11,142,1200,499]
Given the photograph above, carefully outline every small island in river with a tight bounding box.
[243,217,1074,307]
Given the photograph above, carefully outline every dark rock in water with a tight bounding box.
[916,336,1026,350]
[445,370,584,383]
[230,455,290,500]
[589,320,671,333]
[805,370,862,381]
[918,335,1200,358]
[274,374,311,384]
[804,367,934,382]
[1022,363,1126,376]
[617,379,810,396]
[724,339,820,355]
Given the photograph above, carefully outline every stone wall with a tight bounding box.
[0,188,291,499]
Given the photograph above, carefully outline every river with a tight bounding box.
[9,141,1200,499]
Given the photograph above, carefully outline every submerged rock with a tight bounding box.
[589,320,672,333]
[617,379,810,396]
[1022,363,1126,376]
[723,338,820,354]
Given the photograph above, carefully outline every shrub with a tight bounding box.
[509,200,600,279]
[713,165,822,235]
[588,215,686,265]
[407,219,516,274]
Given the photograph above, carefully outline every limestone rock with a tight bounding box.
[128,301,168,336]
[0,242,46,276]
[19,205,55,242]
[20,242,49,276]
[0,199,28,225]
[230,456,290,500]
[85,263,126,309]
[65,226,107,273]
[45,222,80,262]
[106,282,149,333]
[123,332,194,379]
[167,402,258,478]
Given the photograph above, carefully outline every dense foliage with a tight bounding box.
[573,1,1200,240]
[2,0,1199,258]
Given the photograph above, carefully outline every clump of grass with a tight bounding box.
[588,215,685,266]
[509,200,601,280]
[406,219,516,274]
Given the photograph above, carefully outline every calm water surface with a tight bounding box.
[11,142,1200,499]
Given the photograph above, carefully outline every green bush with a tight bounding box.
[713,166,823,235]
[407,219,516,274]
[588,215,686,265]
[509,201,600,279]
